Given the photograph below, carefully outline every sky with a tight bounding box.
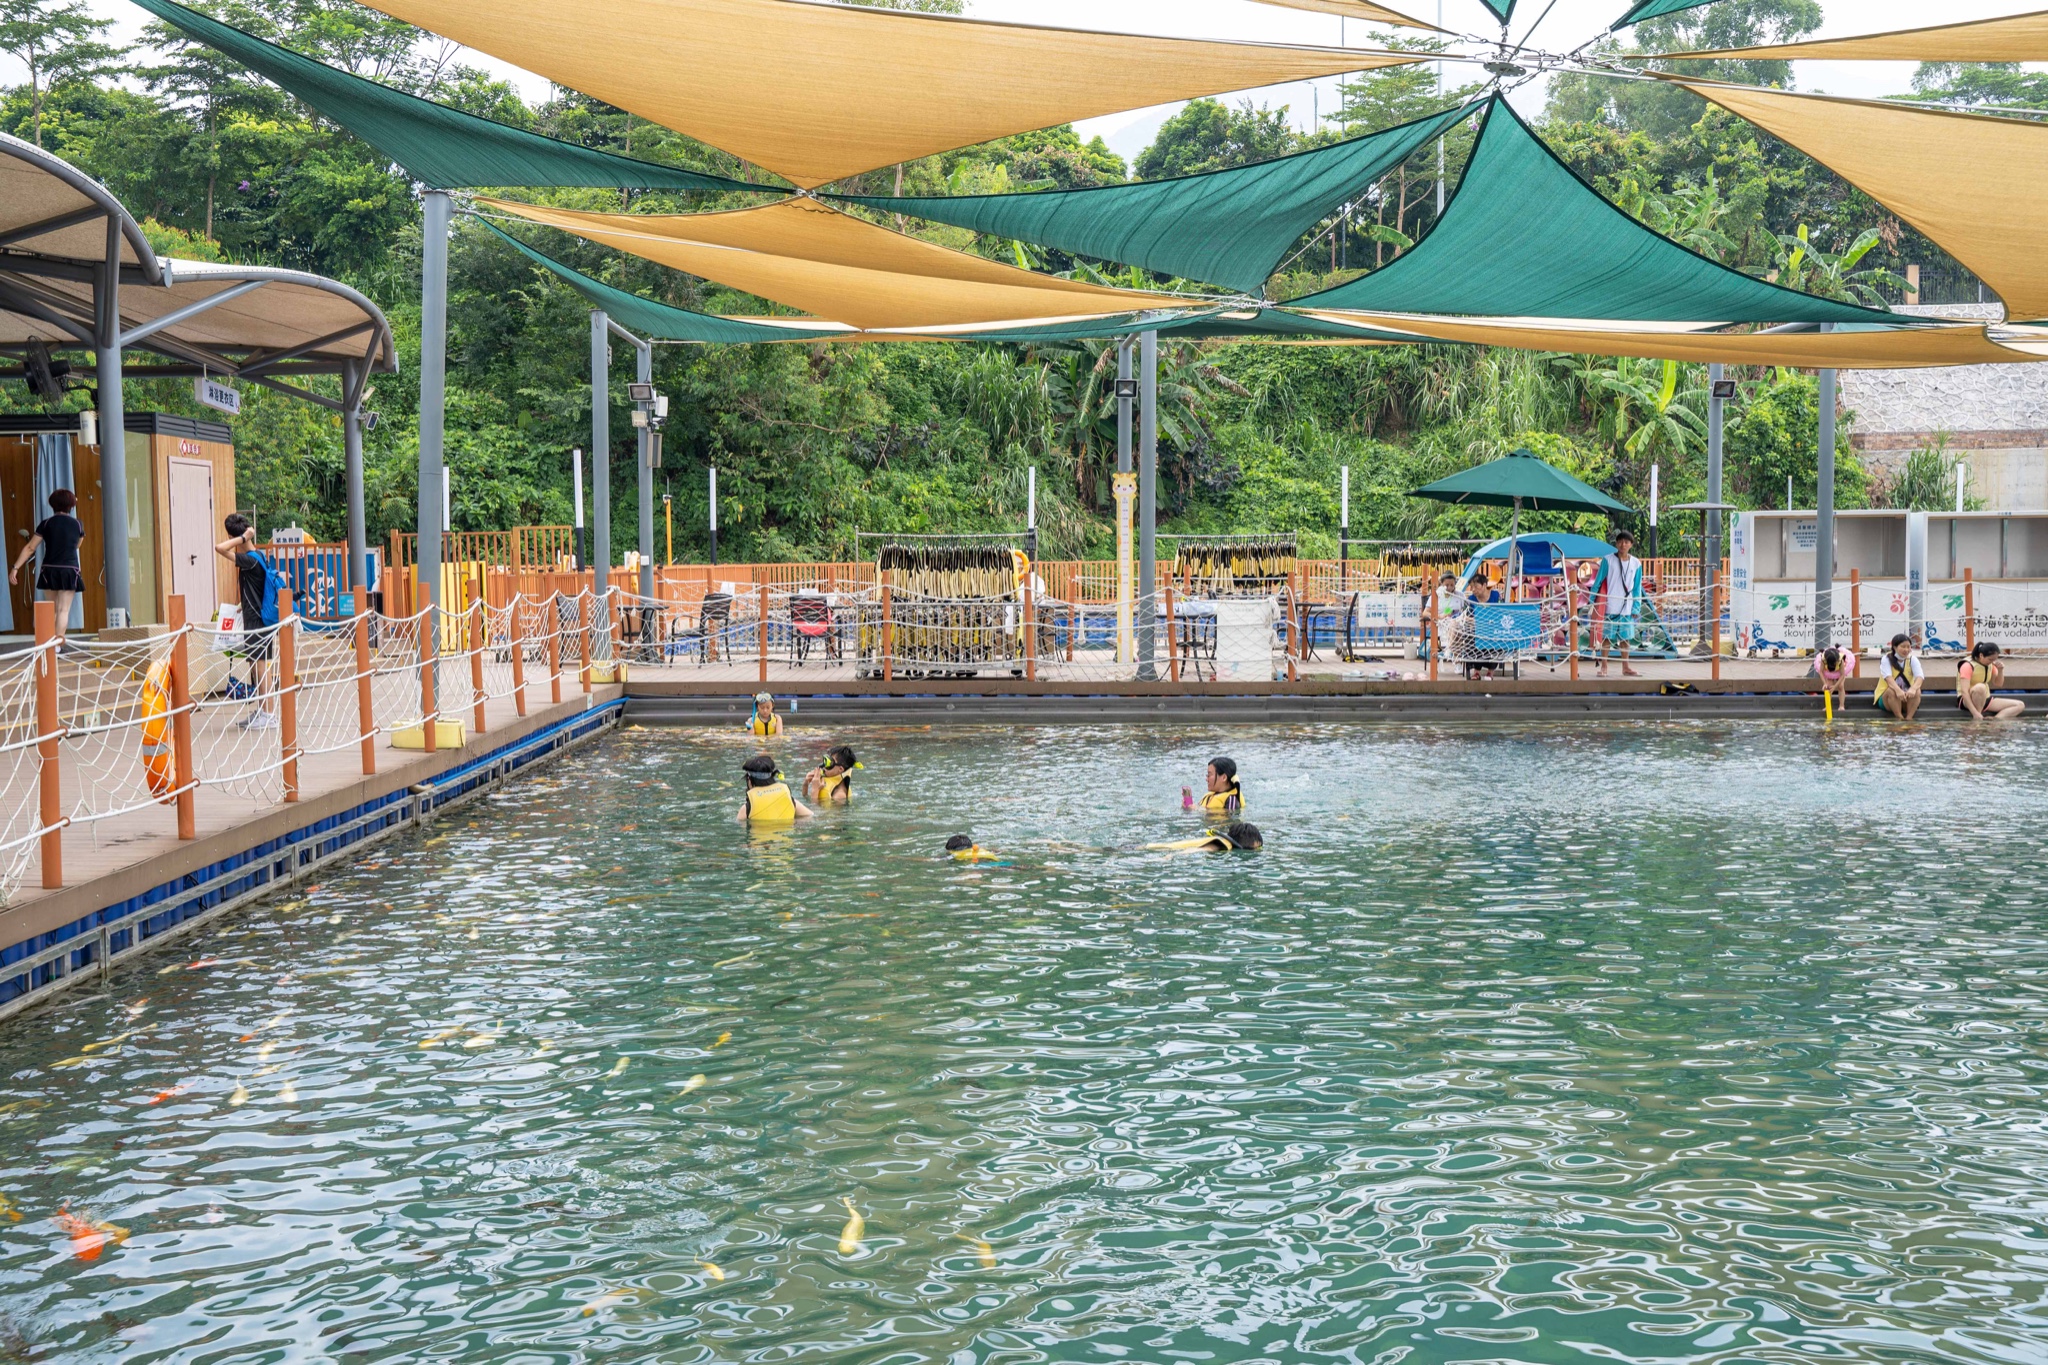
[8,0,2047,167]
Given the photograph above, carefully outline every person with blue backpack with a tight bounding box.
[214,513,286,730]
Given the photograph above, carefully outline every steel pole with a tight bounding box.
[1816,366,1837,652]
[418,188,450,614]
[1137,329,1158,680]
[342,357,368,591]
[1705,363,1724,603]
[636,341,654,601]
[590,309,610,604]
[95,213,132,621]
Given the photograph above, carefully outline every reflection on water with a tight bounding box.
[3,720,2048,1362]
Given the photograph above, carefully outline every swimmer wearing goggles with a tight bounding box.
[745,692,783,737]
[805,745,863,804]
[736,751,813,823]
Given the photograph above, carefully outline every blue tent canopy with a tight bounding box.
[1462,532,1613,583]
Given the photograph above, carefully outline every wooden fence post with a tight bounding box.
[278,588,299,801]
[1024,581,1037,683]
[354,586,375,775]
[881,581,893,683]
[35,601,59,888]
[758,580,770,684]
[470,598,487,735]
[549,595,563,704]
[168,595,197,838]
[1849,568,1861,655]
[1964,567,1976,652]
[510,595,527,717]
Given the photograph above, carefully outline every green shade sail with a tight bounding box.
[1412,447,1631,514]
[1297,100,1891,324]
[1479,0,1515,20]
[831,102,1475,295]
[131,0,755,193]
[483,221,849,342]
[1612,0,1713,29]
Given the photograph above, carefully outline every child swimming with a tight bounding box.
[745,692,783,736]
[944,834,1004,862]
[736,752,812,823]
[1182,756,1243,816]
[804,746,861,803]
[1149,822,1263,852]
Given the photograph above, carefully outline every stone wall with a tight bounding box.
[1839,304,2048,509]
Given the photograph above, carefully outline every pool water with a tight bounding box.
[4,720,2048,1363]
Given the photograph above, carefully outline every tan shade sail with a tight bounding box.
[1245,0,1441,30]
[356,0,1414,188]
[1673,80,2048,323]
[481,197,1195,329]
[1663,10,2048,61]
[1300,309,2048,368]
[0,130,157,277]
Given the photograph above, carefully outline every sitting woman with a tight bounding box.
[1958,642,2027,721]
[1873,634,1924,720]
[1183,756,1243,816]
[804,746,861,803]
[736,752,813,822]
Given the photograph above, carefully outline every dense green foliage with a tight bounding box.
[0,0,1995,564]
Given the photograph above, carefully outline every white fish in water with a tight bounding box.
[279,1080,297,1103]
[419,1027,465,1048]
[462,1033,496,1049]
[467,926,479,941]
[531,1040,554,1058]
[837,1197,864,1256]
[50,1055,92,1069]
[124,999,149,1020]
[678,1074,707,1095]
[581,1287,636,1316]
[698,1260,724,1281]
[255,1041,278,1061]
[712,951,754,968]
[228,1081,249,1106]
[960,1234,996,1268]
[604,1057,628,1078]
[250,1064,282,1078]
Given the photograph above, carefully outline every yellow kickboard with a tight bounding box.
[586,662,629,684]
[393,720,468,750]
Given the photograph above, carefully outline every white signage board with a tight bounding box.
[195,376,241,415]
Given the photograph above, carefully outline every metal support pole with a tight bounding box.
[636,340,655,602]
[1137,329,1158,680]
[590,310,611,606]
[353,585,375,775]
[36,601,59,888]
[418,189,450,618]
[1706,362,1724,609]
[1816,366,1837,652]
[1116,337,1134,665]
[96,214,131,621]
[708,467,719,566]
[343,358,369,592]
[279,589,298,801]
[168,595,196,837]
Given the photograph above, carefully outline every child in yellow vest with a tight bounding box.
[736,752,812,823]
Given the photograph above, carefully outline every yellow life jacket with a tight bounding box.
[1197,787,1241,814]
[1969,660,1995,688]
[747,713,779,736]
[745,782,797,821]
[817,770,849,802]
[1154,833,1234,852]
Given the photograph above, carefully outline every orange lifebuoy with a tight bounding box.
[141,660,174,802]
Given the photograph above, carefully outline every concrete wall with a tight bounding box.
[1841,304,2048,510]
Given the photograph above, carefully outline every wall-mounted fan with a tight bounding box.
[24,340,81,406]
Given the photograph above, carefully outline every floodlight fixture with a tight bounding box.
[627,381,656,402]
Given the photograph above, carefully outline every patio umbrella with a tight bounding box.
[1412,449,1632,596]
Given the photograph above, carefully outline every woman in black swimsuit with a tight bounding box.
[10,488,84,647]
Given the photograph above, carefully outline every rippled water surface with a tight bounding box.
[6,720,2048,1363]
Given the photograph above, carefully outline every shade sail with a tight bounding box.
[1295,101,1887,324]
[833,101,1475,294]
[1662,10,2048,60]
[1471,532,1617,562]
[482,221,851,342]
[1676,81,2048,322]
[481,197,1197,329]
[0,130,157,277]
[131,0,748,193]
[1611,0,1711,29]
[1302,309,2048,368]
[355,0,1414,188]
[1414,448,1631,514]
[1245,0,1441,28]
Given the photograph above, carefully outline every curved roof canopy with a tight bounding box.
[1,134,395,395]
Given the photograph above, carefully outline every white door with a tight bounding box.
[167,458,217,619]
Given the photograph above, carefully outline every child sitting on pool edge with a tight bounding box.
[737,752,812,823]
[804,746,861,803]
[1183,756,1243,815]
[1150,822,1263,852]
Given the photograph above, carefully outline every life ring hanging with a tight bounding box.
[140,660,174,802]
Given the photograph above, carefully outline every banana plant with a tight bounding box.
[1770,223,1903,307]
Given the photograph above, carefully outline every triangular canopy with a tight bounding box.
[1665,10,2048,61]
[131,0,748,193]
[1611,0,1712,29]
[835,101,1475,295]
[1676,80,2048,323]
[354,0,1415,188]
[1413,448,1631,514]
[1301,309,2048,368]
[1470,532,1616,563]
[481,197,1198,329]
[1295,101,1886,323]
[1246,0,1440,29]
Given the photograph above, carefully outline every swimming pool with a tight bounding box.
[3,720,2046,1362]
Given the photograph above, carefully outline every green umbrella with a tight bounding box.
[1412,449,1632,606]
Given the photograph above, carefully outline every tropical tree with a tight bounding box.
[0,0,121,145]
[1771,223,1902,308]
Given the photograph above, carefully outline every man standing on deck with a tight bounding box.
[1592,530,1644,679]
